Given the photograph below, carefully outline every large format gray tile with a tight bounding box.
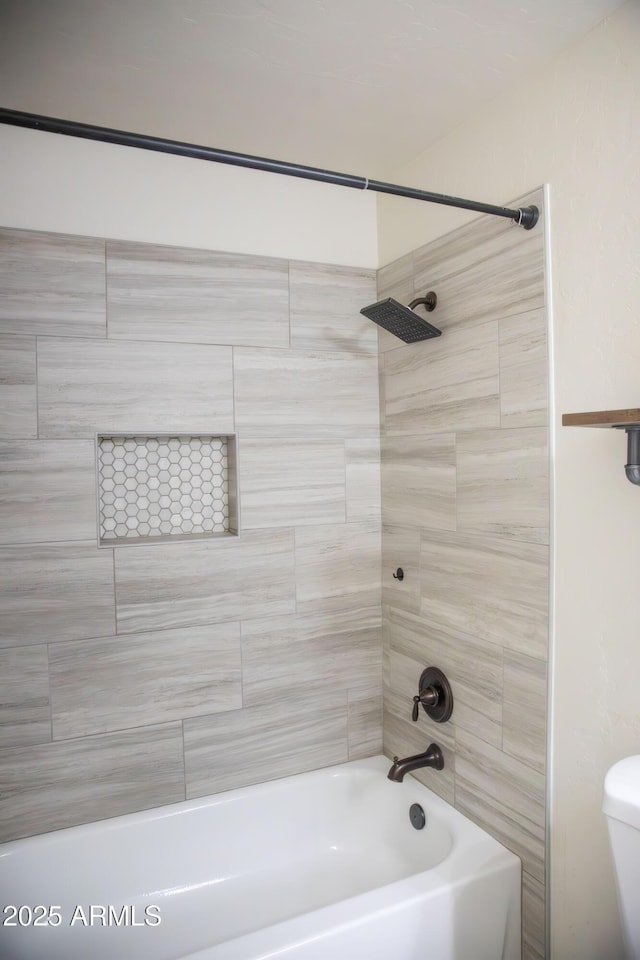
[499,308,548,428]
[455,728,545,882]
[386,606,503,748]
[0,440,97,543]
[289,260,377,354]
[420,529,549,659]
[456,427,549,543]
[522,871,546,960]
[0,646,51,747]
[381,433,456,531]
[0,336,37,438]
[348,696,383,760]
[0,542,115,648]
[381,525,421,614]
[239,438,345,529]
[184,692,348,798]
[383,319,500,434]
[412,190,545,332]
[107,242,289,347]
[241,607,381,707]
[347,674,383,706]
[0,722,184,842]
[294,520,381,614]
[0,228,106,338]
[234,347,379,438]
[115,528,295,633]
[345,438,381,522]
[503,650,547,774]
[50,622,242,739]
[38,337,234,438]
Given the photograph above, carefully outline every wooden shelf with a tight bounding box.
[562,409,640,429]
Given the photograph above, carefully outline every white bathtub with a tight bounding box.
[0,755,520,960]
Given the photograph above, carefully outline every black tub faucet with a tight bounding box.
[387,743,444,782]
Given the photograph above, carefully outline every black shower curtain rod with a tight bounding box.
[0,107,539,230]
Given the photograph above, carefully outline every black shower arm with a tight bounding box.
[0,107,538,229]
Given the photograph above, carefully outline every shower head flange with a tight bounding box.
[409,292,437,312]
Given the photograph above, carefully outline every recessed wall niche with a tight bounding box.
[97,434,238,546]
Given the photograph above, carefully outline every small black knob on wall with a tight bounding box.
[392,567,404,581]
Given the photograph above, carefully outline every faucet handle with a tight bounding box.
[412,687,438,721]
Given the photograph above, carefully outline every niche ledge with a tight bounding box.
[97,434,239,546]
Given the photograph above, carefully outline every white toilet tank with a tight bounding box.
[603,755,640,960]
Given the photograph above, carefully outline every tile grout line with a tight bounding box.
[500,647,506,754]
[453,431,458,533]
[287,259,292,349]
[35,336,40,440]
[342,439,348,523]
[104,241,109,340]
[239,618,245,710]
[3,613,245,650]
[181,720,187,801]
[45,641,53,743]
[1,534,111,547]
[112,547,118,635]
[46,715,207,747]
[36,333,376,356]
[497,315,503,429]
[292,525,298,615]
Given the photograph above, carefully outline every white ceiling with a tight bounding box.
[0,0,626,177]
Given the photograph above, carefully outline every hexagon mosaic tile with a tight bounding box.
[97,435,235,544]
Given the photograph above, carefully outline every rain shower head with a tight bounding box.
[360,293,440,343]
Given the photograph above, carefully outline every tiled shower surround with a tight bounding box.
[0,230,382,840]
[379,189,549,960]
[0,196,549,957]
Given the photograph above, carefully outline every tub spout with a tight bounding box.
[387,743,444,782]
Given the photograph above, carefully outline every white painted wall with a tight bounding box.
[0,124,378,267]
[378,3,640,957]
